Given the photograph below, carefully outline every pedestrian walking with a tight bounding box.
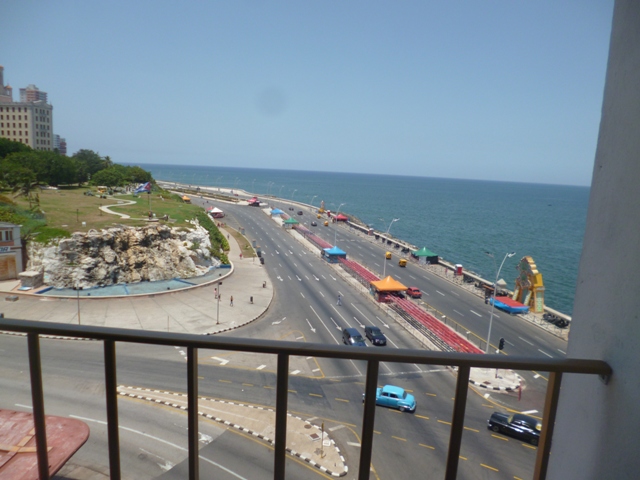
[230,295,234,307]
[337,294,342,306]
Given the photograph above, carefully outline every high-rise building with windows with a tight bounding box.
[20,84,48,103]
[0,66,55,151]
[54,134,67,155]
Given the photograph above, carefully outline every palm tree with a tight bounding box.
[12,179,40,209]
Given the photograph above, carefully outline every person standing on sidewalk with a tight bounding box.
[230,295,234,307]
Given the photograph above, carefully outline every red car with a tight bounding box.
[407,287,422,299]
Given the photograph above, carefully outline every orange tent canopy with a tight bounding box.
[370,276,408,292]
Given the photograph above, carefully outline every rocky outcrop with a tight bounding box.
[27,222,220,289]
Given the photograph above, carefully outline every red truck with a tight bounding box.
[407,287,422,298]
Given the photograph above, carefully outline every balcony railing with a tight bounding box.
[0,318,612,480]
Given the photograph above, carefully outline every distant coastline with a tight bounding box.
[147,164,588,315]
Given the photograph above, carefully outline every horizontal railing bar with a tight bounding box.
[0,318,612,376]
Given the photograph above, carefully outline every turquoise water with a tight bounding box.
[137,164,589,315]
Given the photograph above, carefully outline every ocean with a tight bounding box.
[138,164,589,316]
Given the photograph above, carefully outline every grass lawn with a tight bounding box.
[227,226,256,259]
[14,187,205,233]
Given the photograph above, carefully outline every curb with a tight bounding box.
[468,372,522,392]
[118,386,348,477]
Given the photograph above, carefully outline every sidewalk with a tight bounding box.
[0,226,271,335]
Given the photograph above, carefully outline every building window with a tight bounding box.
[3,230,13,241]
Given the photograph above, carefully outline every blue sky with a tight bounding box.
[1,1,613,186]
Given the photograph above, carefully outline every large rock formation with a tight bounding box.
[27,222,219,289]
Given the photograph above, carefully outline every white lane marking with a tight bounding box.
[519,336,535,346]
[470,310,482,317]
[304,275,309,280]
[300,292,305,298]
[351,304,373,327]
[409,275,416,279]
[296,275,302,282]
[310,307,342,343]
[348,442,361,447]
[538,349,553,358]
[534,374,540,379]
[558,349,566,355]
[329,316,342,331]
[374,262,380,267]
[319,291,325,298]
[375,316,389,328]
[257,365,266,370]
[330,275,337,281]
[15,404,32,409]
[453,310,465,317]
[313,275,320,281]
[309,263,314,267]
[306,318,316,333]
[293,262,298,267]
[451,291,460,296]
[321,275,326,279]
[521,410,538,414]
[291,370,301,375]
[329,424,346,432]
[436,290,445,296]
[70,415,248,479]
[211,357,229,365]
[287,276,292,280]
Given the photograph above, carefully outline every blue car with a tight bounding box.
[364,385,416,412]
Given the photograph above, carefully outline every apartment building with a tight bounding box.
[0,66,55,151]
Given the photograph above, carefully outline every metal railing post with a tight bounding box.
[445,365,470,480]
[27,333,49,480]
[104,339,121,480]
[359,360,379,480]
[187,347,199,480]
[274,353,290,479]
[533,371,563,479]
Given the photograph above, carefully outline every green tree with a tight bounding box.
[90,168,126,187]
[0,138,31,159]
[12,177,40,209]
[72,149,104,183]
[39,151,78,186]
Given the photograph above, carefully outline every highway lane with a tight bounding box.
[0,195,549,479]
[195,198,544,478]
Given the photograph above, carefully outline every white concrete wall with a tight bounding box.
[548,1,640,477]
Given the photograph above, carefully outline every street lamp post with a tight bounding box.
[279,185,285,197]
[485,251,516,353]
[382,218,399,277]
[74,285,82,325]
[267,182,273,195]
[216,281,222,325]
[291,189,297,201]
[310,195,317,208]
[334,202,345,246]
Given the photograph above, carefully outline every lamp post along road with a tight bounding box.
[334,203,345,246]
[382,218,399,277]
[216,282,222,325]
[485,251,515,353]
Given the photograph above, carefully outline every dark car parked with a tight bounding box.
[311,221,317,226]
[487,412,541,446]
[342,328,367,347]
[297,210,303,215]
[364,326,387,346]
